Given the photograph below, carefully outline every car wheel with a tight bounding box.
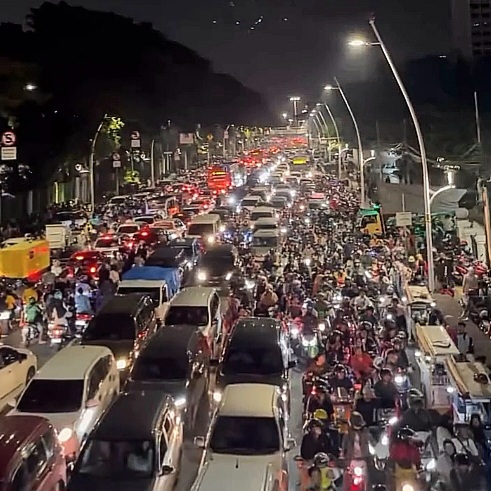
[26,367,35,384]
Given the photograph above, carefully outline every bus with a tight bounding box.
[207,162,246,193]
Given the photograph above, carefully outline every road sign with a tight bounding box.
[207,134,213,141]
[112,152,121,161]
[1,131,16,146]
[130,131,140,140]
[113,160,121,168]
[1,147,16,160]
[130,131,140,148]
[131,139,140,148]
[396,211,412,227]
[179,133,194,145]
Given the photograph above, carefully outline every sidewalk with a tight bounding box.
[434,288,491,365]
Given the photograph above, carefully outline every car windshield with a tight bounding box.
[118,225,139,234]
[95,239,119,248]
[210,416,280,455]
[165,306,208,326]
[83,314,136,341]
[135,217,154,224]
[252,237,278,247]
[201,256,234,272]
[78,439,155,478]
[188,223,214,236]
[17,379,83,413]
[251,211,274,221]
[256,224,278,231]
[223,346,283,375]
[242,199,258,207]
[132,355,188,380]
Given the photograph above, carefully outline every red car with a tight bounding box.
[68,250,105,277]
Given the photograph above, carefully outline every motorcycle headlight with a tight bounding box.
[213,390,222,403]
[353,466,363,477]
[116,358,128,370]
[426,458,436,471]
[381,434,389,446]
[386,313,393,321]
[394,374,406,385]
[318,323,326,332]
[291,327,299,338]
[207,235,215,244]
[225,272,232,280]
[197,271,207,281]
[280,227,287,234]
[58,427,74,443]
[219,225,226,233]
[388,416,398,426]
[401,485,414,491]
[245,280,254,290]
[446,386,456,394]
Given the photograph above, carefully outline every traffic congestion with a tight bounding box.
[0,133,488,491]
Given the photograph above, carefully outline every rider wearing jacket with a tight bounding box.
[400,389,433,432]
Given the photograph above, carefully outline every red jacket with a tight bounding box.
[350,353,373,376]
[389,441,421,468]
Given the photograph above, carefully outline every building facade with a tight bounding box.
[451,0,491,59]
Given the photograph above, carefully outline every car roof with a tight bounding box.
[168,238,197,246]
[169,286,216,307]
[98,293,148,314]
[231,317,281,345]
[219,383,278,417]
[0,416,53,476]
[203,244,236,256]
[252,229,279,237]
[35,345,112,380]
[190,215,220,223]
[140,324,201,358]
[91,391,171,440]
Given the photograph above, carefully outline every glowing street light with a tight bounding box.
[282,112,288,119]
[24,83,37,91]
[289,96,301,120]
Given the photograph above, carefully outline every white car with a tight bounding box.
[0,345,37,411]
[154,219,186,237]
[382,161,400,176]
[116,222,141,238]
[192,384,294,491]
[10,345,120,461]
[93,235,122,255]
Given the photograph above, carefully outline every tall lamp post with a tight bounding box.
[89,113,108,212]
[349,17,435,291]
[312,108,331,160]
[317,102,341,172]
[325,80,365,202]
[289,96,301,124]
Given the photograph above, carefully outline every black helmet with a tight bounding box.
[454,453,471,466]
[313,452,329,467]
[380,368,392,378]
[408,388,424,407]
[306,419,323,432]
[372,485,387,491]
[396,426,415,441]
[350,411,365,429]
[334,364,346,375]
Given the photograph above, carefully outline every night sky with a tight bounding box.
[3,0,450,109]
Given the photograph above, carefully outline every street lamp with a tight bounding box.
[289,96,301,122]
[325,80,365,202]
[317,102,341,177]
[282,112,288,120]
[24,83,37,91]
[348,18,434,291]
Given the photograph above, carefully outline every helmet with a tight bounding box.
[313,409,329,421]
[350,411,365,429]
[396,426,416,441]
[305,419,323,432]
[313,452,329,468]
[380,368,392,378]
[334,364,346,375]
[454,453,471,466]
[408,256,415,263]
[408,388,424,408]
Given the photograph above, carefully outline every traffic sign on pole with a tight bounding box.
[130,131,141,148]
[1,131,16,146]
[130,131,140,140]
[112,152,121,168]
[1,147,17,160]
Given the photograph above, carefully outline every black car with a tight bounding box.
[195,244,238,288]
[166,237,201,266]
[81,293,157,377]
[127,324,211,433]
[216,317,295,406]
[145,247,192,283]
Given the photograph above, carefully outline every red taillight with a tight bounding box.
[90,266,96,273]
[141,231,148,236]
[77,314,92,320]
[75,256,84,261]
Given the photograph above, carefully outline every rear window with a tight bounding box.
[118,225,139,234]
[132,355,189,380]
[83,313,136,341]
[165,306,208,326]
[222,344,283,376]
[188,223,214,236]
[251,211,274,221]
[95,238,119,248]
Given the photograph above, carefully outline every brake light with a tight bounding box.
[75,256,84,261]
[141,231,148,236]
[90,266,96,274]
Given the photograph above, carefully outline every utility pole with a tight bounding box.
[150,139,155,187]
[89,113,107,212]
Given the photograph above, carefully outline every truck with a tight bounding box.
[45,224,71,252]
[0,239,50,279]
[117,266,181,321]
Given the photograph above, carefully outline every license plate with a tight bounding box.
[75,320,87,326]
[51,338,62,344]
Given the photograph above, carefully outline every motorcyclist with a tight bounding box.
[389,426,421,490]
[301,419,332,462]
[329,364,353,392]
[21,296,45,345]
[307,388,334,420]
[307,452,341,491]
[399,389,433,432]
[449,453,481,491]
[373,368,399,408]
[392,338,410,369]
[354,385,378,426]
[451,422,480,460]
[350,346,374,381]
[353,290,374,311]
[301,301,319,333]
[306,353,330,377]
[75,287,93,314]
[341,278,358,299]
[359,305,377,327]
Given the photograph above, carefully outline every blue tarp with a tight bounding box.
[122,266,181,297]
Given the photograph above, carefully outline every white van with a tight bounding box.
[254,217,279,233]
[164,286,222,360]
[251,229,281,260]
[250,207,276,228]
[187,214,222,245]
[10,345,120,462]
[240,195,262,212]
[192,384,294,491]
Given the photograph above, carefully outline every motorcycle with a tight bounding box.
[300,331,320,359]
[21,322,41,347]
[75,312,93,335]
[47,321,68,349]
[345,459,368,491]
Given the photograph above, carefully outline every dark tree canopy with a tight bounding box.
[0,1,274,190]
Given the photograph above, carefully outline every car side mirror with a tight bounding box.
[285,437,296,451]
[85,398,99,409]
[194,436,205,448]
[160,465,175,476]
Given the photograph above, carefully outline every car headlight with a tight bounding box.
[225,272,232,280]
[116,358,127,370]
[401,485,414,491]
[388,416,398,426]
[207,235,215,244]
[197,271,207,281]
[213,390,222,403]
[175,397,186,408]
[58,427,74,443]
[394,374,406,385]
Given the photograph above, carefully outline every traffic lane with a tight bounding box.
[3,327,55,368]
